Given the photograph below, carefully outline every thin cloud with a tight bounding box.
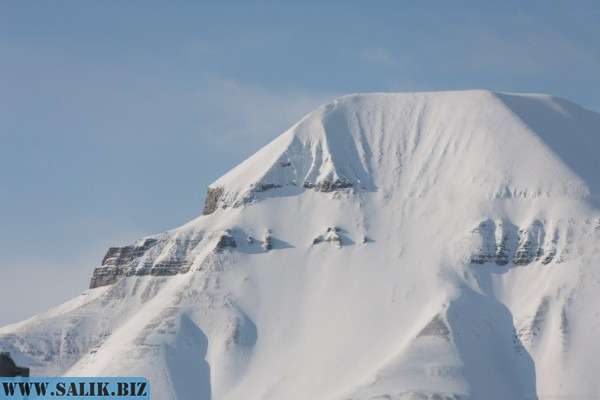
[360,47,398,67]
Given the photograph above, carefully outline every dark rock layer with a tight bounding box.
[470,219,562,266]
[203,187,225,215]
[216,231,237,252]
[303,179,353,192]
[0,352,29,377]
[89,238,159,288]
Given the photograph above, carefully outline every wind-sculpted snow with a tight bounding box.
[2,90,600,400]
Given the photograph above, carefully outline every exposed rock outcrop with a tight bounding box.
[91,233,209,288]
[312,226,342,248]
[470,219,496,264]
[514,220,545,265]
[261,230,273,252]
[303,179,353,192]
[203,187,225,215]
[418,314,451,341]
[89,266,125,289]
[90,238,159,288]
[0,352,29,377]
[90,229,237,289]
[470,219,564,266]
[216,230,237,252]
[253,183,283,192]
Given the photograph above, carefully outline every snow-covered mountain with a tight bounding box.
[2,90,600,400]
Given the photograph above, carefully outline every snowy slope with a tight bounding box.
[2,90,600,400]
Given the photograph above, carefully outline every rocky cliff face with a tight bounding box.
[203,187,224,215]
[89,230,238,289]
[469,219,561,266]
[468,217,600,267]
[202,178,355,215]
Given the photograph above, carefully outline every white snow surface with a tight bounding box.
[2,90,600,400]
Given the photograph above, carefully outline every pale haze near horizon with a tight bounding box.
[1,1,599,325]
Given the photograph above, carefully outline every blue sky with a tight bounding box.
[1,1,599,324]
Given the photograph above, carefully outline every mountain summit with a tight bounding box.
[2,91,600,400]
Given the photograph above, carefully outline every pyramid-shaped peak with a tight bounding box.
[204,90,599,214]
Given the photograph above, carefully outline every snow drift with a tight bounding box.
[2,90,600,400]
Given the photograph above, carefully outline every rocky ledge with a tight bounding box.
[89,230,235,289]
[469,219,566,266]
[202,178,354,215]
[203,187,225,215]
[302,178,353,192]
